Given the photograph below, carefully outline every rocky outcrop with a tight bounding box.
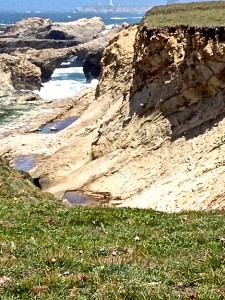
[0,53,41,95]
[41,17,105,42]
[0,17,105,51]
[2,24,128,84]
[0,18,125,84]
[87,24,225,211]
[2,17,52,38]
[13,47,73,82]
[1,17,105,45]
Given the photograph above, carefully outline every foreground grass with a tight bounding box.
[1,159,225,299]
[144,1,225,28]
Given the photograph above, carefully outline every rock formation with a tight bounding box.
[1,17,105,46]
[2,17,52,38]
[2,12,225,212]
[0,53,41,99]
[12,24,127,83]
[26,22,225,212]
[0,18,125,86]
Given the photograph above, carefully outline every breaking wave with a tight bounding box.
[34,67,98,100]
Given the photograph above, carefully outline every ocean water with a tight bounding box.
[35,67,99,100]
[1,12,143,100]
[37,67,86,100]
[0,12,143,27]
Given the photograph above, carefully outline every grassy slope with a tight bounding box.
[143,1,225,28]
[0,159,225,299]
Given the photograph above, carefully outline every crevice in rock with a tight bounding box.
[33,177,42,189]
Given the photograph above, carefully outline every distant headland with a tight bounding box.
[74,5,152,14]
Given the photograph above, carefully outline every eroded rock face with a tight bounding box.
[130,26,225,139]
[0,54,41,94]
[28,24,225,212]
[0,18,123,84]
[84,25,225,211]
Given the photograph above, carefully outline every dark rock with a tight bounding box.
[83,53,102,82]
[0,38,79,51]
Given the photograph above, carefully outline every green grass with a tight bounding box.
[143,1,225,28]
[1,158,225,299]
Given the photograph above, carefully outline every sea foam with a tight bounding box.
[34,67,98,100]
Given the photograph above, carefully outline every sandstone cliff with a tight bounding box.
[2,15,225,211]
[28,21,225,212]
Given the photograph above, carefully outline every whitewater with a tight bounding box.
[0,11,144,101]
[35,67,98,100]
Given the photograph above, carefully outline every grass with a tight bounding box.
[143,1,225,28]
[1,158,225,299]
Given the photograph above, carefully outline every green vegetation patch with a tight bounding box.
[143,1,225,28]
[1,158,225,299]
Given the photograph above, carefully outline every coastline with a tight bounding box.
[75,5,152,14]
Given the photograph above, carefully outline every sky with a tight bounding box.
[0,0,213,12]
[0,0,167,12]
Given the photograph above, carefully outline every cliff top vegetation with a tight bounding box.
[1,157,225,299]
[144,1,225,28]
